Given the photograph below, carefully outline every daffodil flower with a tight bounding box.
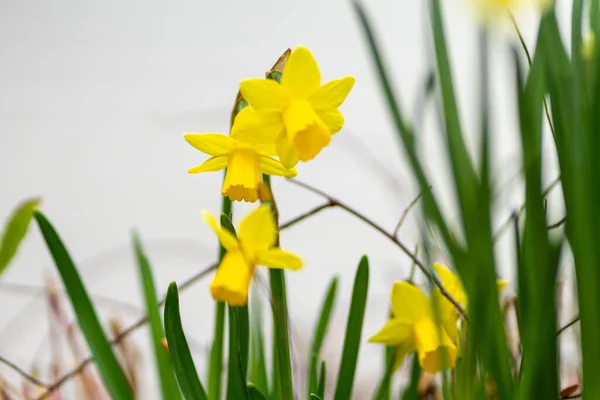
[234,46,355,168]
[369,281,457,374]
[184,109,297,203]
[203,205,303,306]
[473,0,550,24]
[430,263,508,339]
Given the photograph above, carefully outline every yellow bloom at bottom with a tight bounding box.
[369,281,457,374]
[202,205,303,306]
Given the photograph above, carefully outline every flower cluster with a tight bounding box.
[184,46,355,306]
[369,264,507,373]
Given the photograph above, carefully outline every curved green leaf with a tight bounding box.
[308,277,338,396]
[0,197,40,275]
[333,256,369,400]
[34,211,133,400]
[164,282,208,400]
[133,233,181,400]
[248,383,267,400]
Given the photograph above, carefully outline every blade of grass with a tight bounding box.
[373,348,396,400]
[227,306,249,400]
[249,288,268,397]
[308,276,338,396]
[317,361,326,399]
[333,256,369,400]
[133,233,181,400]
[164,282,208,400]
[248,383,267,400]
[400,356,421,400]
[34,211,133,400]
[0,197,40,275]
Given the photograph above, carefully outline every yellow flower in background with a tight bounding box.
[203,205,303,306]
[369,281,457,374]
[430,263,508,339]
[471,0,550,24]
[184,109,297,203]
[235,46,355,168]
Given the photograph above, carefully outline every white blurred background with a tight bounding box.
[0,0,575,398]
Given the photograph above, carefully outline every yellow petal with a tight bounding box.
[231,107,284,145]
[259,248,303,270]
[430,288,460,339]
[238,205,277,254]
[391,281,430,323]
[210,249,254,306]
[309,76,355,111]
[188,155,228,174]
[222,147,261,203]
[316,108,344,135]
[283,99,331,162]
[433,263,466,307]
[254,143,278,157]
[281,46,321,98]
[201,210,239,251]
[184,133,234,156]
[368,319,413,345]
[497,280,508,291]
[276,133,300,169]
[259,156,297,178]
[414,318,457,374]
[239,79,289,111]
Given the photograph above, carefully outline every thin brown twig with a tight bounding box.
[557,315,580,336]
[392,187,430,238]
[286,178,468,318]
[0,355,49,389]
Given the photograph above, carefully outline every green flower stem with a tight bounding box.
[263,174,294,400]
[208,188,232,400]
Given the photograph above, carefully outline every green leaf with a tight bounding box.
[373,348,396,400]
[250,290,269,396]
[226,306,249,400]
[310,395,323,400]
[401,356,421,400]
[133,233,181,400]
[248,383,267,400]
[0,197,40,275]
[33,211,133,400]
[333,256,369,400]
[317,361,326,399]
[308,276,338,396]
[164,282,208,400]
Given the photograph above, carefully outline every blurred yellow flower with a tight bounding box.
[184,109,297,203]
[430,263,508,339]
[472,0,550,24]
[203,206,303,306]
[369,281,457,374]
[235,46,355,168]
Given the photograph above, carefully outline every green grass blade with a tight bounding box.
[268,268,293,400]
[0,197,40,275]
[133,233,181,400]
[164,282,208,400]
[208,192,232,400]
[250,289,268,397]
[33,211,133,400]
[226,306,250,400]
[308,276,338,396]
[248,383,267,400]
[310,395,323,400]
[317,360,326,399]
[333,256,369,400]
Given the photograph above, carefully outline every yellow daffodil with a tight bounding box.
[203,205,303,306]
[184,109,297,203]
[430,263,508,339]
[235,46,355,168]
[369,281,457,374]
[470,0,550,25]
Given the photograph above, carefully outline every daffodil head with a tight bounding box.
[238,46,355,168]
[202,206,303,306]
[368,281,457,374]
[184,119,296,203]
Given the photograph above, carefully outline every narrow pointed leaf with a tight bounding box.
[164,282,208,400]
[33,211,133,400]
[333,256,369,400]
[133,233,181,400]
[0,197,40,275]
